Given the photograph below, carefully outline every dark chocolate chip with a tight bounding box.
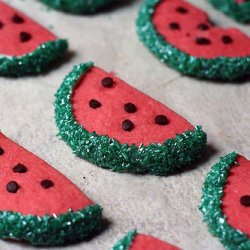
[0,147,4,155]
[240,195,250,207]
[176,6,188,14]
[89,99,101,109]
[124,103,137,113]
[0,21,4,29]
[12,14,24,23]
[13,163,27,173]
[196,37,211,45]
[20,32,32,42]
[102,77,114,88]
[222,35,233,44]
[122,120,134,131]
[197,23,210,31]
[169,22,180,30]
[155,115,168,125]
[6,181,19,193]
[41,179,54,189]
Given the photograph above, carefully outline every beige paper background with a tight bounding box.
[0,0,250,249]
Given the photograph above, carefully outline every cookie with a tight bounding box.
[136,0,250,81]
[208,0,250,23]
[0,132,102,245]
[200,152,250,249]
[0,1,68,77]
[54,62,206,176]
[112,230,180,250]
[40,0,118,14]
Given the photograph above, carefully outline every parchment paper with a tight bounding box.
[0,0,250,249]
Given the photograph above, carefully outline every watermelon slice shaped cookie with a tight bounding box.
[40,0,118,14]
[112,230,180,250]
[207,0,250,23]
[0,132,102,245]
[137,0,250,80]
[200,152,250,249]
[0,1,68,77]
[54,62,206,176]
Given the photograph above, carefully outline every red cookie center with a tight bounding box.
[0,2,56,56]
[72,66,193,147]
[152,0,250,59]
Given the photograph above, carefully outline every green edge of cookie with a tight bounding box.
[54,61,207,176]
[40,0,118,14]
[0,39,68,77]
[207,0,250,23]
[112,230,137,250]
[200,152,250,250]
[0,204,102,246]
[136,0,250,81]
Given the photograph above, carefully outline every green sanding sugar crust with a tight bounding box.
[200,152,250,250]
[136,0,250,81]
[0,39,68,77]
[40,0,118,14]
[207,0,250,23]
[54,61,207,176]
[112,230,137,250]
[0,204,102,246]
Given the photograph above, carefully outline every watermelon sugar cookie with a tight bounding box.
[54,62,207,176]
[137,0,250,81]
[207,0,250,23]
[112,230,181,250]
[200,152,250,249]
[0,1,68,77]
[0,132,102,245]
[40,0,118,14]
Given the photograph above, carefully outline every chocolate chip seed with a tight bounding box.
[197,23,209,31]
[12,14,24,24]
[0,21,4,29]
[196,37,211,45]
[122,120,134,132]
[124,103,137,113]
[240,195,250,207]
[169,22,180,30]
[222,35,233,44]
[6,181,19,193]
[41,179,54,189]
[155,115,168,125]
[101,77,114,88]
[89,99,101,109]
[13,163,27,173]
[0,147,4,155]
[176,6,188,14]
[20,32,32,42]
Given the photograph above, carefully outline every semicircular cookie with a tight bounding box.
[0,1,68,77]
[112,230,181,250]
[207,0,250,23]
[40,0,118,14]
[136,0,250,80]
[0,132,102,246]
[200,152,250,249]
[54,61,207,176]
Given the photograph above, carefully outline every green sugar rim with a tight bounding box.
[207,0,250,23]
[40,0,118,14]
[54,61,207,176]
[0,39,68,77]
[200,152,250,249]
[136,0,250,81]
[112,230,137,250]
[0,204,102,246]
